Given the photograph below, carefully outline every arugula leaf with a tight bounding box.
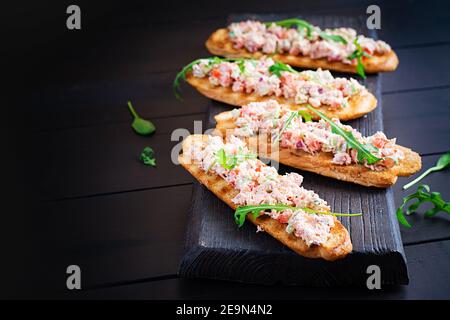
[272,110,298,143]
[216,148,257,170]
[173,58,206,101]
[127,101,156,136]
[403,151,450,190]
[272,109,313,143]
[264,18,347,44]
[140,146,156,167]
[268,61,299,77]
[234,204,362,227]
[396,185,450,228]
[173,57,248,100]
[317,32,347,44]
[297,110,313,122]
[265,18,314,38]
[304,104,382,165]
[347,38,371,79]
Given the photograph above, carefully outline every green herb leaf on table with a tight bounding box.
[127,101,156,136]
[140,146,156,167]
[234,204,362,227]
[403,151,450,190]
[396,184,450,228]
[305,104,382,165]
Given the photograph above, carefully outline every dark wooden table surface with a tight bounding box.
[8,0,450,299]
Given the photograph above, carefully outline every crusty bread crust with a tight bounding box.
[214,111,422,188]
[206,28,399,74]
[186,74,377,121]
[179,134,352,261]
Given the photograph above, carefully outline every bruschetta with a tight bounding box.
[175,57,377,121]
[179,134,355,260]
[206,19,399,77]
[213,100,421,188]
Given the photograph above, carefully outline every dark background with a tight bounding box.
[3,0,450,299]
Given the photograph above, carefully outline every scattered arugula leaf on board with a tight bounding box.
[305,104,382,165]
[140,146,156,167]
[216,148,257,170]
[264,18,347,44]
[234,204,362,227]
[127,101,156,136]
[403,151,450,190]
[347,38,371,79]
[396,185,450,228]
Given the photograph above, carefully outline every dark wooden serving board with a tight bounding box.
[178,14,408,286]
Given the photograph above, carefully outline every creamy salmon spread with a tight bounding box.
[184,135,334,246]
[192,58,365,109]
[228,100,404,170]
[228,20,391,64]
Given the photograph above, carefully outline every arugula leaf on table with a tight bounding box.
[127,101,156,136]
[396,185,450,228]
[234,204,362,227]
[140,146,156,167]
[304,104,382,165]
[403,151,450,190]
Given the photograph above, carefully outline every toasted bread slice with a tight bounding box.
[214,111,421,188]
[206,28,399,74]
[179,134,352,261]
[186,74,377,121]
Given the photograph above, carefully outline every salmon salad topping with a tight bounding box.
[184,135,334,246]
[228,20,391,64]
[192,58,365,109]
[229,100,404,170]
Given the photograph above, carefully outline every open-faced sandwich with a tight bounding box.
[179,134,359,260]
[206,19,399,77]
[214,100,421,188]
[174,57,377,121]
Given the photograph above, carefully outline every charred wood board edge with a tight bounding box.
[178,14,408,286]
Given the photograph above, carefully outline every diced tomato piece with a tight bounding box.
[211,69,221,78]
